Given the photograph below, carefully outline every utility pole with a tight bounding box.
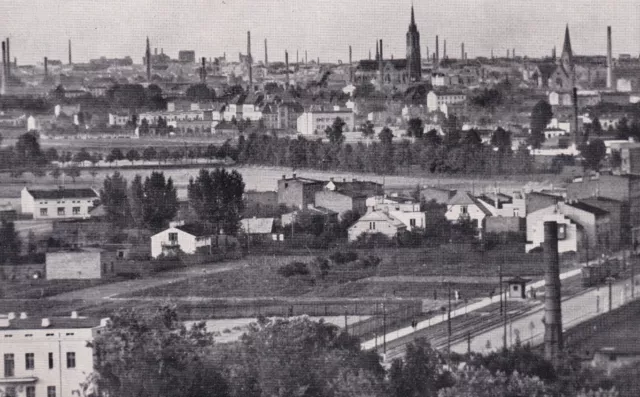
[447,282,452,355]
[382,303,387,354]
[467,332,471,355]
[499,261,503,314]
[607,276,615,311]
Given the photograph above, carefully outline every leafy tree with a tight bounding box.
[100,172,129,226]
[92,305,229,397]
[361,120,375,138]
[128,175,145,228]
[45,148,59,162]
[529,100,553,149]
[388,338,450,397]
[107,148,124,165]
[438,367,549,397]
[424,129,443,147]
[73,148,92,164]
[49,167,62,182]
[142,172,178,230]
[157,148,170,163]
[326,117,346,144]
[142,147,157,163]
[407,118,425,138]
[581,139,607,171]
[0,221,21,265]
[379,127,394,145]
[139,118,150,136]
[187,168,245,235]
[126,149,140,164]
[14,132,45,168]
[491,127,512,153]
[63,166,81,183]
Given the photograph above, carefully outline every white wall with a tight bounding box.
[150,228,211,258]
[445,204,487,228]
[389,210,425,231]
[348,219,400,241]
[525,208,578,253]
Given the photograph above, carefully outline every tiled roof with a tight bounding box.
[352,210,406,229]
[175,223,214,237]
[26,188,98,200]
[0,316,103,330]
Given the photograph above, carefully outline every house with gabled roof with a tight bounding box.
[445,191,492,231]
[348,210,407,242]
[150,222,215,258]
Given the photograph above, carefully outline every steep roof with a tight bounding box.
[566,201,610,217]
[175,223,214,237]
[352,210,406,229]
[561,24,573,63]
[25,187,98,200]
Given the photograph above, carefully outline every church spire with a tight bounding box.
[410,4,415,26]
[561,24,573,62]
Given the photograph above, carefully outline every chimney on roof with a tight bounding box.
[41,318,50,328]
[19,312,27,319]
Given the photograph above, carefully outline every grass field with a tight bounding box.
[0,277,123,299]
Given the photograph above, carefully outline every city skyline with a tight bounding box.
[1,0,640,65]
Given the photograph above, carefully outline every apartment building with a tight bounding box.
[21,187,99,220]
[0,313,108,397]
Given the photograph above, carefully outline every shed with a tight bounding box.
[505,276,531,299]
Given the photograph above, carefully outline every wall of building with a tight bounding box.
[485,216,523,234]
[277,179,323,209]
[315,191,365,217]
[22,193,96,220]
[389,210,425,231]
[150,228,211,258]
[46,251,115,279]
[348,219,400,241]
[0,323,100,397]
[526,210,579,253]
[445,204,487,229]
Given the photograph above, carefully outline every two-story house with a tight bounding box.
[20,187,98,220]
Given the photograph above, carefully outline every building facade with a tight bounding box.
[296,110,355,135]
[0,313,108,397]
[150,223,214,258]
[46,250,117,280]
[21,188,98,220]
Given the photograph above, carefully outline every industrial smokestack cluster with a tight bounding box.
[607,26,614,89]
[543,221,563,363]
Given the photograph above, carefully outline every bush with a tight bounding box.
[352,255,381,269]
[350,233,393,248]
[329,251,359,264]
[277,261,310,278]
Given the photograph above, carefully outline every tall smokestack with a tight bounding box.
[6,38,10,78]
[349,45,352,65]
[264,38,268,66]
[443,40,447,59]
[247,31,252,91]
[461,43,464,60]
[573,87,581,145]
[543,221,563,364]
[607,26,614,89]
[378,39,383,81]
[285,50,289,87]
[369,49,371,60]
[305,50,308,64]
[1,41,6,95]
[44,56,48,77]
[426,46,429,61]
[200,57,206,83]
[379,39,383,61]
[513,48,516,59]
[146,37,151,82]
[68,39,72,65]
[435,35,439,64]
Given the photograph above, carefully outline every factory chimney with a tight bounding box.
[461,43,464,60]
[1,41,6,95]
[543,221,563,364]
[349,45,352,66]
[247,31,252,91]
[573,87,581,146]
[44,56,48,77]
[378,39,384,80]
[607,26,614,89]
[285,50,289,87]
[513,48,516,59]
[6,38,10,79]
[305,50,308,64]
[435,35,439,64]
[200,57,206,83]
[426,46,429,61]
[264,38,268,67]
[443,39,447,59]
[68,39,72,65]
[146,37,151,82]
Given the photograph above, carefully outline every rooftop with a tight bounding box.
[566,201,610,217]
[25,187,98,200]
[175,223,214,237]
[0,314,105,330]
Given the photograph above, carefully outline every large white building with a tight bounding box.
[21,188,99,220]
[150,222,214,259]
[426,90,467,113]
[296,110,355,136]
[0,312,108,397]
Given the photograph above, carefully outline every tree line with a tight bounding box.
[91,305,626,397]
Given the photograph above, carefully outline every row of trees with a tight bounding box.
[92,305,626,397]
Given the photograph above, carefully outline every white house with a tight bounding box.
[108,113,130,126]
[475,192,526,218]
[426,90,467,113]
[21,187,99,220]
[296,110,355,135]
[445,191,492,231]
[365,195,425,231]
[525,207,579,253]
[150,222,214,258]
[0,312,109,397]
[348,211,407,242]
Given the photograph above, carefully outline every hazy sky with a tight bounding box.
[1,0,639,65]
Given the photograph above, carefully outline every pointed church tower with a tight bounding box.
[406,5,422,82]
[559,24,573,71]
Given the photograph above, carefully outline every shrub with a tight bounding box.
[277,261,310,278]
[329,251,359,264]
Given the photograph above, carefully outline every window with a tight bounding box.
[66,352,76,368]
[410,219,416,227]
[26,386,35,397]
[6,387,16,397]
[4,353,14,377]
[25,353,34,370]
[461,206,468,214]
[40,208,48,216]
[72,207,80,215]
[48,353,54,369]
[57,207,65,216]
[47,386,56,397]
[168,232,178,242]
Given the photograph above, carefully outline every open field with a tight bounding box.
[0,277,125,299]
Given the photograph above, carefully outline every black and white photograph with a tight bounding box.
[1,1,640,396]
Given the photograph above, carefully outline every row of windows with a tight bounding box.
[39,207,81,216]
[3,352,75,376]
[37,200,91,205]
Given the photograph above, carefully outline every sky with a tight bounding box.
[1,0,639,65]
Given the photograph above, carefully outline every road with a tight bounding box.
[450,274,640,354]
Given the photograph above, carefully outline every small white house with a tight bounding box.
[348,211,406,242]
[150,222,214,258]
[21,187,99,220]
[445,191,492,230]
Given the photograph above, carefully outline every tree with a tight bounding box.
[529,100,553,149]
[63,166,81,183]
[157,148,170,164]
[438,367,549,397]
[379,126,394,145]
[139,118,150,136]
[0,221,21,265]
[126,149,140,165]
[142,147,157,163]
[49,167,62,183]
[107,148,124,165]
[92,305,229,397]
[424,129,443,147]
[187,168,245,235]
[45,148,59,162]
[326,117,346,144]
[388,338,449,397]
[100,172,129,226]
[142,172,178,230]
[73,148,92,164]
[128,175,145,228]
[491,127,512,153]
[361,120,375,138]
[581,139,607,171]
[407,118,425,138]
[14,132,45,168]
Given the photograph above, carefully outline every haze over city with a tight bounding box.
[2,0,640,64]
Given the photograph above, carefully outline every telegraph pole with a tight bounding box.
[447,282,452,355]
